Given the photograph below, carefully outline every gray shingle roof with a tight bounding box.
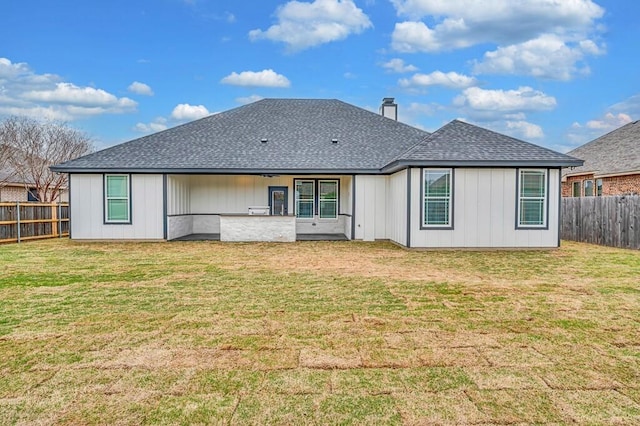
[563,120,640,177]
[51,99,581,174]
[387,120,581,171]
[52,99,429,173]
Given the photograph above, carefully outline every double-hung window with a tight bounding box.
[294,179,339,219]
[517,169,547,228]
[572,181,581,197]
[584,180,594,197]
[422,169,452,228]
[318,180,338,219]
[105,174,131,223]
[295,180,315,218]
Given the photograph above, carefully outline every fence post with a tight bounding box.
[52,203,58,238]
[58,203,62,238]
[16,201,21,243]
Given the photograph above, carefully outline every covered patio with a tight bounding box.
[166,174,354,242]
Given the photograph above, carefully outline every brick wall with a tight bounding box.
[603,174,640,195]
[562,173,640,197]
[0,185,28,202]
[0,185,69,202]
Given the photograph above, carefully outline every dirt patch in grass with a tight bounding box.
[0,239,639,424]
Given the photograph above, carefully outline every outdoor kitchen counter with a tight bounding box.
[218,214,296,242]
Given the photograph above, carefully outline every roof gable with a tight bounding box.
[391,120,581,169]
[564,120,640,176]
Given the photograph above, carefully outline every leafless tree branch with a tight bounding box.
[0,116,93,202]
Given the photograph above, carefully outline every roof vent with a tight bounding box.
[331,138,338,144]
[380,97,397,121]
[261,138,268,143]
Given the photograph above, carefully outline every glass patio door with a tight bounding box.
[269,186,288,216]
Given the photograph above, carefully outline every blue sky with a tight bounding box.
[1,0,639,153]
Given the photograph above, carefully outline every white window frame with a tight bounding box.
[572,181,581,197]
[104,174,131,224]
[318,179,339,220]
[422,168,453,229]
[294,179,340,220]
[517,169,548,229]
[295,180,315,219]
[584,179,594,197]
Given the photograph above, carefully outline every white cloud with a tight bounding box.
[505,120,544,139]
[398,101,443,130]
[171,103,210,121]
[236,95,264,105]
[136,104,217,134]
[0,57,30,79]
[454,86,556,112]
[473,34,605,80]
[390,0,603,23]
[134,117,168,133]
[249,0,372,51]
[399,71,476,89]
[128,81,154,96]
[0,105,75,122]
[0,57,137,120]
[586,113,633,131]
[23,83,136,109]
[390,0,604,80]
[221,69,291,88]
[391,20,470,53]
[381,58,418,73]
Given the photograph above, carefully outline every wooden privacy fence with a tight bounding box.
[561,195,640,250]
[0,202,69,244]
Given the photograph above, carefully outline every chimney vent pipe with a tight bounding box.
[380,97,397,120]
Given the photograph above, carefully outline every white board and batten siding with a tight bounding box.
[70,174,164,240]
[409,168,560,248]
[353,171,407,244]
[386,170,408,246]
[186,175,352,215]
[353,175,387,241]
[166,175,192,239]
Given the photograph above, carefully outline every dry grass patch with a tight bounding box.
[396,390,487,425]
[465,366,547,390]
[466,389,563,423]
[0,239,639,424]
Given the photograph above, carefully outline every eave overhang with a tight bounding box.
[49,166,383,175]
[382,158,584,174]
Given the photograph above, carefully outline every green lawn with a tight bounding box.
[0,239,639,425]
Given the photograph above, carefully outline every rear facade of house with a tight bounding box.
[53,98,582,248]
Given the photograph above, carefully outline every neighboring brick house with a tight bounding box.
[562,120,640,197]
[0,167,68,202]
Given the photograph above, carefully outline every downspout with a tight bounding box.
[351,174,356,240]
[406,167,411,248]
[557,168,562,247]
[68,174,72,239]
[163,174,168,240]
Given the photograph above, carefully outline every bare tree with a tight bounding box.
[0,116,93,202]
[0,142,11,186]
